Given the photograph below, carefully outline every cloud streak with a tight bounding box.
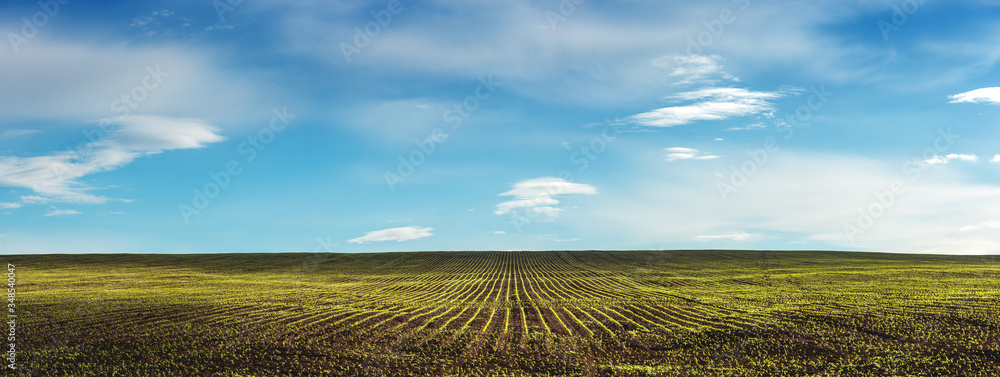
[650,54,736,86]
[494,177,597,221]
[44,209,82,217]
[0,116,224,204]
[627,87,784,127]
[921,154,978,166]
[950,87,1000,105]
[348,226,434,243]
[575,151,1000,255]
[695,231,757,241]
[0,129,42,139]
[665,147,719,162]
[0,40,262,125]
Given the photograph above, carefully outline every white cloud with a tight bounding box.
[44,209,82,217]
[106,115,226,151]
[129,9,175,30]
[920,154,978,166]
[494,177,597,221]
[273,1,882,105]
[0,203,21,209]
[650,54,736,85]
[0,129,42,139]
[572,151,1000,255]
[958,221,1000,232]
[20,196,51,204]
[652,54,722,77]
[726,123,766,131]
[492,231,506,235]
[951,154,979,162]
[695,232,757,241]
[991,155,1000,163]
[277,2,710,105]
[521,206,564,220]
[949,87,1000,105]
[495,197,560,214]
[0,40,262,125]
[665,147,719,162]
[0,116,224,204]
[338,98,453,142]
[498,177,598,200]
[627,88,785,127]
[348,226,433,243]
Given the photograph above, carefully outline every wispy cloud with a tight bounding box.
[991,155,1000,163]
[20,196,51,204]
[695,231,757,241]
[921,154,978,166]
[348,226,433,243]
[44,209,82,217]
[949,87,1000,105]
[580,151,1000,254]
[0,40,262,125]
[0,203,22,209]
[650,54,736,86]
[627,87,785,127]
[665,147,719,162]
[958,221,1000,232]
[726,123,766,131]
[128,9,175,30]
[494,177,597,221]
[0,116,224,204]
[0,129,42,139]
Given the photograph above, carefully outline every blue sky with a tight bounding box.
[1,0,999,254]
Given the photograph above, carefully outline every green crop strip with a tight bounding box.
[7,250,999,376]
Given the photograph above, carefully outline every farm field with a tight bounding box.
[9,250,1000,376]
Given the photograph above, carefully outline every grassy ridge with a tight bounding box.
[9,250,1000,376]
